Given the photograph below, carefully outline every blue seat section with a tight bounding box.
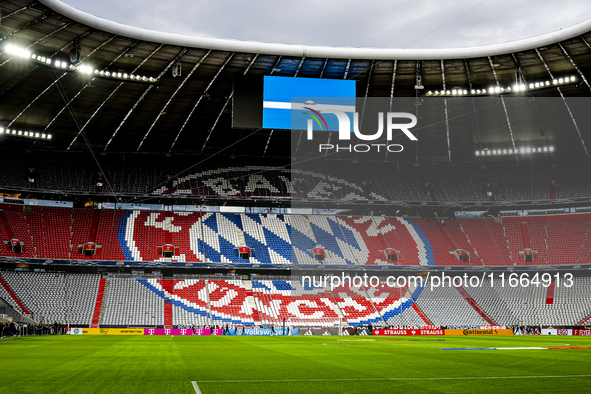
[407,218,436,266]
[272,280,293,291]
[262,227,291,261]
[309,222,351,264]
[287,224,316,262]
[252,280,271,290]
[281,216,299,264]
[201,214,222,262]
[221,213,244,230]
[219,236,242,264]
[214,213,242,264]
[380,299,415,321]
[244,233,272,263]
[242,214,272,264]
[330,218,361,251]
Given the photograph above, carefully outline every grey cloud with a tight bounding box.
[62,0,591,49]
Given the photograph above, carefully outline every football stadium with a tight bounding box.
[2,0,591,393]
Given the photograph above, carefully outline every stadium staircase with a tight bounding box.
[546,282,555,305]
[243,281,261,325]
[521,222,531,249]
[0,210,15,240]
[88,210,101,243]
[0,209,21,257]
[160,279,174,328]
[91,278,106,327]
[580,314,591,326]
[411,304,432,325]
[0,276,30,314]
[455,285,495,325]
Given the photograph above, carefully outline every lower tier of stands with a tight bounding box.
[1,272,590,328]
[2,203,591,267]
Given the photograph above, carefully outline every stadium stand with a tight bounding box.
[4,202,591,266]
[465,277,591,326]
[0,271,590,328]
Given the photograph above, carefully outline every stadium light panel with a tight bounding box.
[549,146,554,152]
[0,127,3,134]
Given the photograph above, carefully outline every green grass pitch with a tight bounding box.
[1,335,591,393]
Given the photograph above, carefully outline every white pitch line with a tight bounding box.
[191,381,202,394]
[192,374,591,384]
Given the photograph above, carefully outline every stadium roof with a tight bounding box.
[1,0,591,164]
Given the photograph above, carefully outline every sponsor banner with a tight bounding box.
[300,328,371,336]
[69,327,83,335]
[373,329,444,336]
[541,329,572,335]
[420,325,441,330]
[144,328,223,336]
[573,329,591,336]
[480,326,506,330]
[446,329,513,336]
[227,328,299,336]
[83,328,144,335]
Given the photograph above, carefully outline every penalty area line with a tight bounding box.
[191,381,202,394]
[192,374,591,384]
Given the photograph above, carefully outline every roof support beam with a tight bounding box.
[168,52,234,153]
[441,60,451,163]
[0,2,38,21]
[463,59,482,153]
[0,21,72,68]
[43,35,117,131]
[263,55,300,156]
[488,56,518,162]
[387,60,397,161]
[535,48,588,157]
[0,30,91,97]
[104,47,186,151]
[0,12,52,42]
[189,54,258,155]
[6,31,99,129]
[319,58,328,78]
[64,41,151,150]
[559,41,591,91]
[343,59,351,79]
[136,49,212,151]
[511,53,548,139]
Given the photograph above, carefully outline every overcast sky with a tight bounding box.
[62,0,591,49]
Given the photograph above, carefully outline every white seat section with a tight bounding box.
[0,271,100,325]
[100,278,164,326]
[414,285,487,326]
[466,277,591,326]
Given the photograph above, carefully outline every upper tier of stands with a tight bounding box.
[1,154,589,203]
[1,203,590,266]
